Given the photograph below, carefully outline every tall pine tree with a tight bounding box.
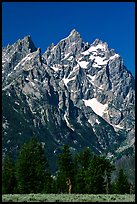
[2,154,17,194]
[15,137,51,193]
[74,147,92,193]
[56,145,75,193]
[85,155,115,194]
[114,169,130,194]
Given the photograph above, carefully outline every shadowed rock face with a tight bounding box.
[2,29,135,176]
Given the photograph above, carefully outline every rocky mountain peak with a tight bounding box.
[2,30,135,180]
[70,28,79,34]
[92,38,103,45]
[19,35,37,53]
[68,28,81,39]
[43,29,89,65]
[91,38,109,52]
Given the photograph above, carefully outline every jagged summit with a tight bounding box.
[69,28,81,37]
[70,28,79,33]
[42,29,89,64]
[91,38,109,52]
[92,38,104,45]
[58,28,82,44]
[23,35,31,41]
[20,35,37,52]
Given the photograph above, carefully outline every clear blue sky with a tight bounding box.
[2,2,135,76]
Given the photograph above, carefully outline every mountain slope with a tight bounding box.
[2,30,135,180]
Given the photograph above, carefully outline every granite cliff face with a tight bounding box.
[2,29,135,180]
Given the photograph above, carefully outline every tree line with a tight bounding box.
[2,137,134,194]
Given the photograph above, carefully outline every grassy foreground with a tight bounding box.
[2,193,135,202]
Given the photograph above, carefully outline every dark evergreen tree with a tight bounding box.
[50,176,58,194]
[73,147,92,193]
[42,170,53,193]
[85,155,115,194]
[56,145,75,193]
[76,147,92,170]
[85,155,105,194]
[2,154,17,194]
[102,157,116,194]
[114,169,130,194]
[15,137,51,193]
[74,168,86,193]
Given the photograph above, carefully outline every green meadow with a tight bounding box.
[2,193,135,202]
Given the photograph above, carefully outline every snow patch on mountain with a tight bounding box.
[83,98,108,117]
[82,42,107,55]
[109,54,120,61]
[63,76,76,87]
[78,60,89,69]
[87,74,96,85]
[13,53,34,71]
[96,119,100,124]
[64,112,75,131]
[51,65,60,72]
